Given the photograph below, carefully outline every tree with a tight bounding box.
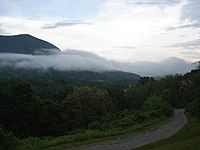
[187,98,200,118]
[143,95,173,119]
[137,77,155,86]
[124,86,149,110]
[62,86,115,129]
[0,82,47,138]
[0,125,19,150]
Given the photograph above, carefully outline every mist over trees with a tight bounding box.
[0,34,197,76]
[0,51,197,76]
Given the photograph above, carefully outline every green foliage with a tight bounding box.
[0,67,199,149]
[187,98,200,118]
[0,84,116,138]
[88,101,173,132]
[0,82,48,138]
[61,86,115,130]
[88,110,137,130]
[124,86,148,109]
[135,118,200,150]
[143,95,173,119]
[0,126,19,150]
[19,118,164,149]
[123,72,199,110]
[106,85,127,110]
[137,77,155,86]
[184,70,200,118]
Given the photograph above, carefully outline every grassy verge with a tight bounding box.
[18,117,168,150]
[134,117,200,150]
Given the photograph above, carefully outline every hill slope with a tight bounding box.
[0,67,140,86]
[0,34,61,55]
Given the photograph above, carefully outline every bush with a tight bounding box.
[0,126,19,150]
[88,110,138,130]
[187,98,200,118]
[62,86,116,129]
[143,95,173,119]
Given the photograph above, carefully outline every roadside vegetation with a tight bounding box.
[134,72,200,150]
[1,94,172,149]
[134,117,200,150]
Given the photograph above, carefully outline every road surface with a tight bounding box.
[70,109,187,150]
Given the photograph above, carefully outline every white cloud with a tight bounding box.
[0,0,199,62]
[0,51,115,72]
[42,20,93,29]
[166,39,200,49]
[0,50,197,76]
[181,0,200,23]
[0,24,6,34]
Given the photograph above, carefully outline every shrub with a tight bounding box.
[143,95,173,119]
[0,126,19,150]
[187,98,200,118]
[88,110,138,130]
[62,86,115,128]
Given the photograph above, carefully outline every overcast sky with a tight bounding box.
[0,0,199,62]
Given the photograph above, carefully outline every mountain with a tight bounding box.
[0,34,61,55]
[0,34,140,86]
[192,61,200,69]
[118,57,198,76]
[197,61,200,69]
[1,34,196,77]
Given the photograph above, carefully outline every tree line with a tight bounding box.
[0,68,200,149]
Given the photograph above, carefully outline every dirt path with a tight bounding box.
[71,109,187,150]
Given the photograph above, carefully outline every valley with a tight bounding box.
[0,35,199,150]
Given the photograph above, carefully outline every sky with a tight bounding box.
[0,0,199,62]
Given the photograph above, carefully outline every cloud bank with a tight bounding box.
[166,23,200,31]
[0,24,6,34]
[119,57,198,76]
[181,0,200,23]
[166,39,200,49]
[131,0,181,6]
[0,51,115,72]
[42,20,92,29]
[0,50,198,77]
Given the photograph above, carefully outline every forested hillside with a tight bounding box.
[0,67,199,149]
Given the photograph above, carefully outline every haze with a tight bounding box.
[0,50,197,76]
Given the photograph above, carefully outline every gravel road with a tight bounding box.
[70,109,187,150]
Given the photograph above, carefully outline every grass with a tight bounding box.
[18,118,168,150]
[134,117,200,150]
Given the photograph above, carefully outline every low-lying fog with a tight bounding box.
[0,50,198,76]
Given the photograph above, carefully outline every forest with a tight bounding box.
[0,68,200,149]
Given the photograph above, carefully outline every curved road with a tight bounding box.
[71,109,187,150]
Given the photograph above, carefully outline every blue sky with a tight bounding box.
[0,0,199,62]
[0,0,103,19]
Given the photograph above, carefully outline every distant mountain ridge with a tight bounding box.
[0,34,140,85]
[0,34,61,55]
[197,61,200,69]
[0,34,198,77]
[0,67,140,86]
